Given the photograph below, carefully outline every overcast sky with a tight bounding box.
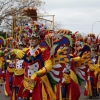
[43,0,100,36]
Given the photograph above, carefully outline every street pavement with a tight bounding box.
[0,82,100,100]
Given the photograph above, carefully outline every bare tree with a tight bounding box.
[0,0,63,36]
[0,0,45,31]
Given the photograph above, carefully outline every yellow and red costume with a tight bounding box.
[12,44,55,100]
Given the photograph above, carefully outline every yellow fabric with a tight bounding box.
[63,73,70,84]
[69,54,73,56]
[52,55,69,65]
[54,85,57,94]
[42,83,47,100]
[85,80,92,96]
[60,85,62,100]
[4,83,8,96]
[23,76,34,90]
[31,72,37,80]
[26,57,31,61]
[14,69,24,75]
[31,59,52,79]
[33,47,45,57]
[89,64,97,71]
[6,60,10,63]
[94,56,100,76]
[0,78,3,84]
[75,52,91,67]
[44,59,52,72]
[70,70,78,84]
[94,65,99,76]
[72,57,80,62]
[0,57,4,68]
[7,67,15,73]
[41,75,56,100]
[89,81,92,96]
[12,88,15,100]
[22,48,28,52]
[40,47,45,52]
[52,47,69,65]
[16,50,25,59]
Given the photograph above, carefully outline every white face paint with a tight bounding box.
[16,59,24,69]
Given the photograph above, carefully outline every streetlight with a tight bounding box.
[92,21,100,33]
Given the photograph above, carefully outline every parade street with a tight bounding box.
[0,82,99,100]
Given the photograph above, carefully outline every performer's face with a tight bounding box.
[29,37,40,47]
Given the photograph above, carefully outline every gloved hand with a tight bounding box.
[29,72,39,87]
[75,52,91,67]
[11,49,25,59]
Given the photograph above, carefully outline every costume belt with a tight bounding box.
[23,76,34,90]
[14,69,24,75]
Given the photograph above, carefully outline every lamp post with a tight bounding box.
[92,21,100,33]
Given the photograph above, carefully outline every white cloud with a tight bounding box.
[42,0,100,35]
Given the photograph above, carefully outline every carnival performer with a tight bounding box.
[68,32,92,100]
[10,7,55,100]
[84,33,99,98]
[4,55,15,96]
[16,29,54,100]
[52,29,72,100]
[91,35,100,98]
[10,43,26,100]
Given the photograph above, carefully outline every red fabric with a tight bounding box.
[56,83,60,100]
[42,48,50,62]
[40,30,49,40]
[67,83,70,99]
[84,80,91,96]
[18,82,30,98]
[32,78,42,100]
[73,54,78,58]
[18,78,44,100]
[26,49,30,56]
[5,70,12,96]
[10,88,18,100]
[84,87,88,96]
[51,63,66,83]
[0,73,5,78]
[71,31,78,39]
[13,75,24,86]
[70,61,80,100]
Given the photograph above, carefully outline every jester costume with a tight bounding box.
[10,59,24,100]
[4,59,15,96]
[83,34,100,98]
[16,43,55,100]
